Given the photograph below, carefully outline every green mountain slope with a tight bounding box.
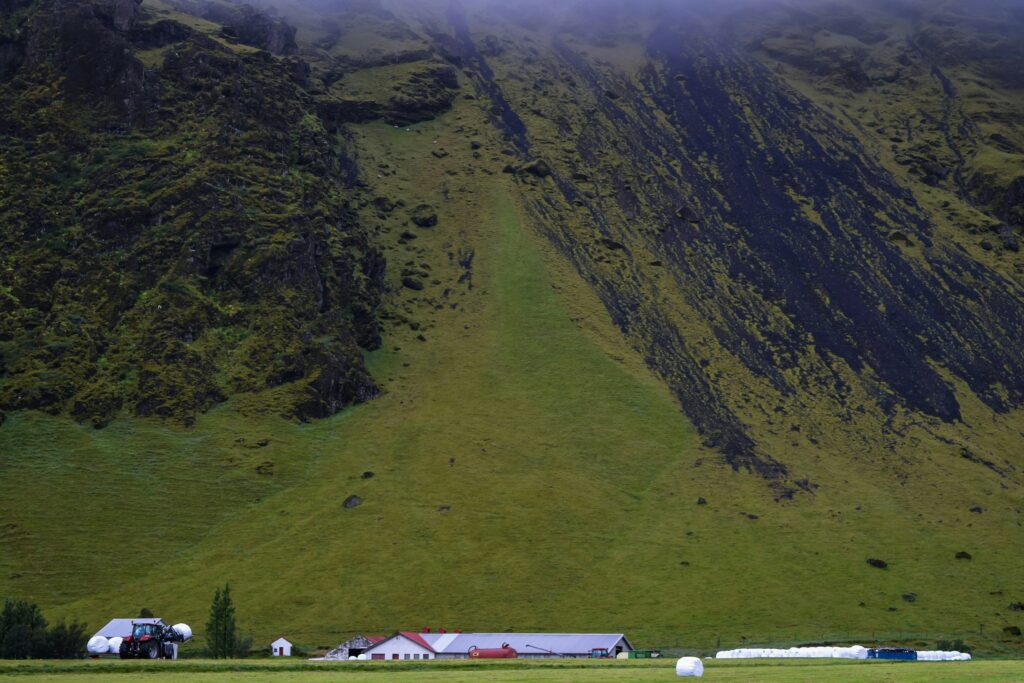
[1,0,1023,654]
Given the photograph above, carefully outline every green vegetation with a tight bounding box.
[206,585,241,659]
[0,600,87,659]
[1,658,1024,682]
[1,0,1023,660]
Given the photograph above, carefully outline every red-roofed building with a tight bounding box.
[362,631,437,660]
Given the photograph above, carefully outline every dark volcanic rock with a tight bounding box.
[99,0,143,32]
[675,203,703,223]
[867,558,889,569]
[22,1,151,124]
[521,159,552,177]
[384,65,460,125]
[343,495,363,509]
[0,2,385,426]
[410,204,438,227]
[168,0,297,54]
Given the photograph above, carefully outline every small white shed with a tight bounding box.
[271,637,293,657]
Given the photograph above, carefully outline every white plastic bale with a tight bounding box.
[106,637,123,654]
[87,636,108,655]
[172,623,193,641]
[675,656,704,677]
[348,656,357,660]
[850,645,868,659]
[357,653,368,660]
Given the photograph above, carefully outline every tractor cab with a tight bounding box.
[131,623,162,640]
[589,648,611,658]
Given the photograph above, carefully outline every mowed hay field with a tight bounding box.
[0,659,1023,682]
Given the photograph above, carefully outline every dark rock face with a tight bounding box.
[101,0,143,32]
[449,4,1024,486]
[385,65,460,125]
[0,2,384,426]
[16,1,151,124]
[166,0,297,54]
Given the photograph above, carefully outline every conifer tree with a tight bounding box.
[205,584,236,659]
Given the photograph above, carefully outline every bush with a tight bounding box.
[0,599,88,659]
[936,638,971,653]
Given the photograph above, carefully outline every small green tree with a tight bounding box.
[205,584,237,659]
[47,620,89,659]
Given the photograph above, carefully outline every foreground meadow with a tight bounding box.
[0,658,1022,682]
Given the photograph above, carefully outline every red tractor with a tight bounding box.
[119,621,186,659]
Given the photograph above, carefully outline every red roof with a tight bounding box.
[397,631,435,652]
[367,636,386,644]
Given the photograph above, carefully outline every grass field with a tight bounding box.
[0,658,1022,682]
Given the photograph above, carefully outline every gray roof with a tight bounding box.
[422,633,632,655]
[93,618,165,639]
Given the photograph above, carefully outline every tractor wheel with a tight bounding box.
[145,641,159,659]
[119,642,130,659]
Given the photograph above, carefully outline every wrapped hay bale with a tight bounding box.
[676,656,704,677]
[87,636,109,655]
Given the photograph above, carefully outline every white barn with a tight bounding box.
[362,632,436,660]
[361,632,633,660]
[271,637,293,657]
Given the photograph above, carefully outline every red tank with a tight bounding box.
[468,644,518,659]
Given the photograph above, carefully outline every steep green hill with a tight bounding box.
[1,0,1022,655]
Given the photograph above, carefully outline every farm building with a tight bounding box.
[361,632,633,660]
[271,637,293,657]
[324,635,386,660]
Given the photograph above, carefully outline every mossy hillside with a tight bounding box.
[446,0,1024,498]
[6,100,1022,654]
[0,0,383,426]
[2,0,1024,657]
